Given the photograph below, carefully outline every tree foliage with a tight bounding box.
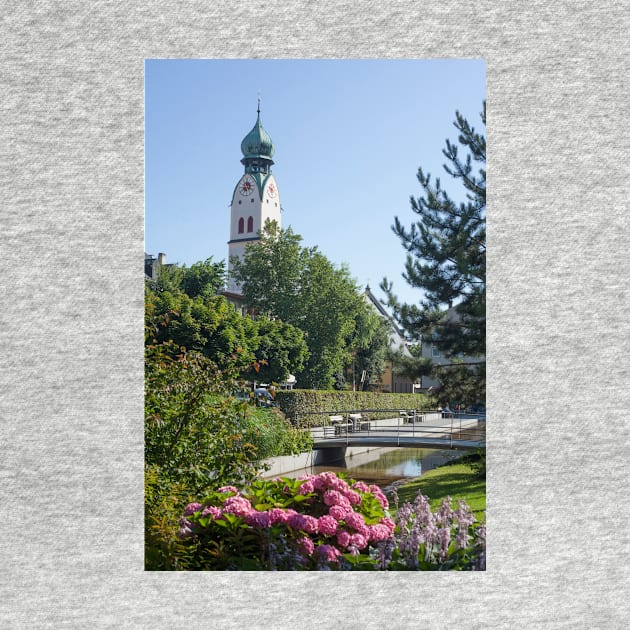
[382,103,486,359]
[245,316,309,384]
[231,221,385,390]
[351,309,391,391]
[145,254,308,381]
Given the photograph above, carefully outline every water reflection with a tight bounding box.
[281,447,464,488]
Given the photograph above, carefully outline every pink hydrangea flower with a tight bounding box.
[217,485,238,494]
[298,480,315,494]
[369,485,389,509]
[367,524,392,542]
[268,508,290,525]
[311,475,326,491]
[350,533,368,550]
[382,517,396,534]
[318,472,339,488]
[245,510,271,528]
[344,490,362,506]
[318,515,338,536]
[183,502,203,516]
[317,544,341,563]
[297,536,315,556]
[288,513,319,534]
[201,505,222,520]
[323,490,351,509]
[336,530,351,548]
[344,511,365,530]
[352,481,370,493]
[222,495,252,517]
[328,505,349,520]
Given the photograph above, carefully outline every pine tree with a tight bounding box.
[382,102,486,359]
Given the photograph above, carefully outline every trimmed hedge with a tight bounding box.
[275,390,431,428]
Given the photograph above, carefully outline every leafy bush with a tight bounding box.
[174,472,485,571]
[244,407,313,460]
[275,390,431,427]
[145,341,260,496]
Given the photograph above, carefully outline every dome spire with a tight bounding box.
[240,100,275,166]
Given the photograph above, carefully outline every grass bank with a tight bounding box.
[390,452,486,521]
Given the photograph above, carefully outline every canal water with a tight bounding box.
[280,446,466,489]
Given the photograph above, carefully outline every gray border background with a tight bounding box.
[2,2,629,628]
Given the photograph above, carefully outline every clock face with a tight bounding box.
[267,182,277,198]
[239,177,254,196]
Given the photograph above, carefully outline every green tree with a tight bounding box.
[351,307,391,391]
[231,221,307,322]
[246,316,309,384]
[231,221,364,389]
[382,102,486,359]
[145,283,258,373]
[150,257,225,298]
[390,342,433,383]
[431,360,486,408]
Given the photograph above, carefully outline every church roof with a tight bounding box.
[240,108,275,161]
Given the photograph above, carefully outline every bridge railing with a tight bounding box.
[299,408,486,447]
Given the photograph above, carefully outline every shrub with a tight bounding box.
[275,390,431,427]
[244,407,313,460]
[175,472,485,571]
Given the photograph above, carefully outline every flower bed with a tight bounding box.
[177,471,485,571]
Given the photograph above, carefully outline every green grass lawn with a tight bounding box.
[390,455,486,521]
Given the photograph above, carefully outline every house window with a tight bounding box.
[238,218,244,234]
[247,216,254,232]
[431,345,441,358]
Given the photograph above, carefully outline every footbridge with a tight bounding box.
[302,409,485,454]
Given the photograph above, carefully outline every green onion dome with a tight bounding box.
[240,111,275,160]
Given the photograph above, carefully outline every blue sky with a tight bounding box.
[145,59,485,308]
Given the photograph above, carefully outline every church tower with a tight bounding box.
[226,102,281,294]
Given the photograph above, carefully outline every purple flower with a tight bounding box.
[177,516,194,539]
[437,527,451,560]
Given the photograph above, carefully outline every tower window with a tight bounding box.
[238,218,244,234]
[247,216,254,232]
[251,198,254,203]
